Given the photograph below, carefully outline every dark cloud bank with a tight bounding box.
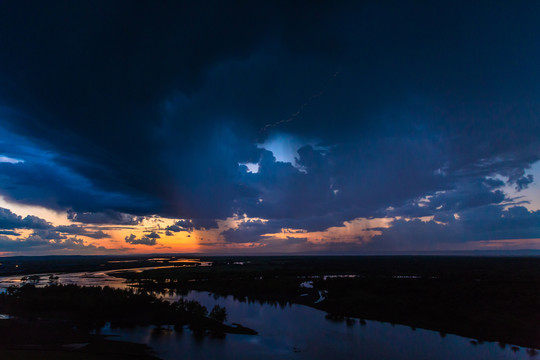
[0,1,539,252]
[0,207,108,252]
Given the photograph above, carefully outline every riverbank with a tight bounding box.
[112,256,540,350]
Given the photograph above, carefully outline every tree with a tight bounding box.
[209,305,227,323]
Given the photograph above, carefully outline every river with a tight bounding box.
[0,267,534,360]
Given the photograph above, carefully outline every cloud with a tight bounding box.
[222,219,270,243]
[0,234,106,253]
[365,205,540,252]
[516,174,534,191]
[32,229,66,240]
[54,225,110,239]
[0,207,52,230]
[0,126,159,215]
[166,219,219,233]
[0,2,539,252]
[144,231,161,239]
[67,210,144,225]
[166,224,183,233]
[124,234,158,246]
[0,207,111,241]
[0,230,20,236]
[282,236,308,245]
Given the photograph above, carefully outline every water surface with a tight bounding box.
[0,269,535,360]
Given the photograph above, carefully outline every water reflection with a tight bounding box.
[0,265,185,292]
[0,269,534,360]
[98,290,532,360]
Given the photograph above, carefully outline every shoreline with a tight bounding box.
[110,256,540,350]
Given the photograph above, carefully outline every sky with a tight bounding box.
[0,1,539,255]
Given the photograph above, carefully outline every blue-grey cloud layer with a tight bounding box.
[0,1,539,251]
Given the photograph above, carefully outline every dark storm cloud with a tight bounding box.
[0,1,539,250]
[386,178,508,219]
[238,137,449,222]
[67,210,144,226]
[0,125,158,216]
[222,219,270,243]
[191,219,220,230]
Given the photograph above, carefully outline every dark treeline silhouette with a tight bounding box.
[0,284,255,336]
[0,283,257,359]
[0,317,160,359]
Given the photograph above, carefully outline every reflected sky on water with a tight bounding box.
[0,269,535,359]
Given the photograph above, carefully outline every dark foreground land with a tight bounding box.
[1,255,539,351]
[0,318,159,360]
[114,256,540,349]
[0,284,256,359]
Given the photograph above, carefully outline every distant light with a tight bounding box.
[0,155,24,164]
